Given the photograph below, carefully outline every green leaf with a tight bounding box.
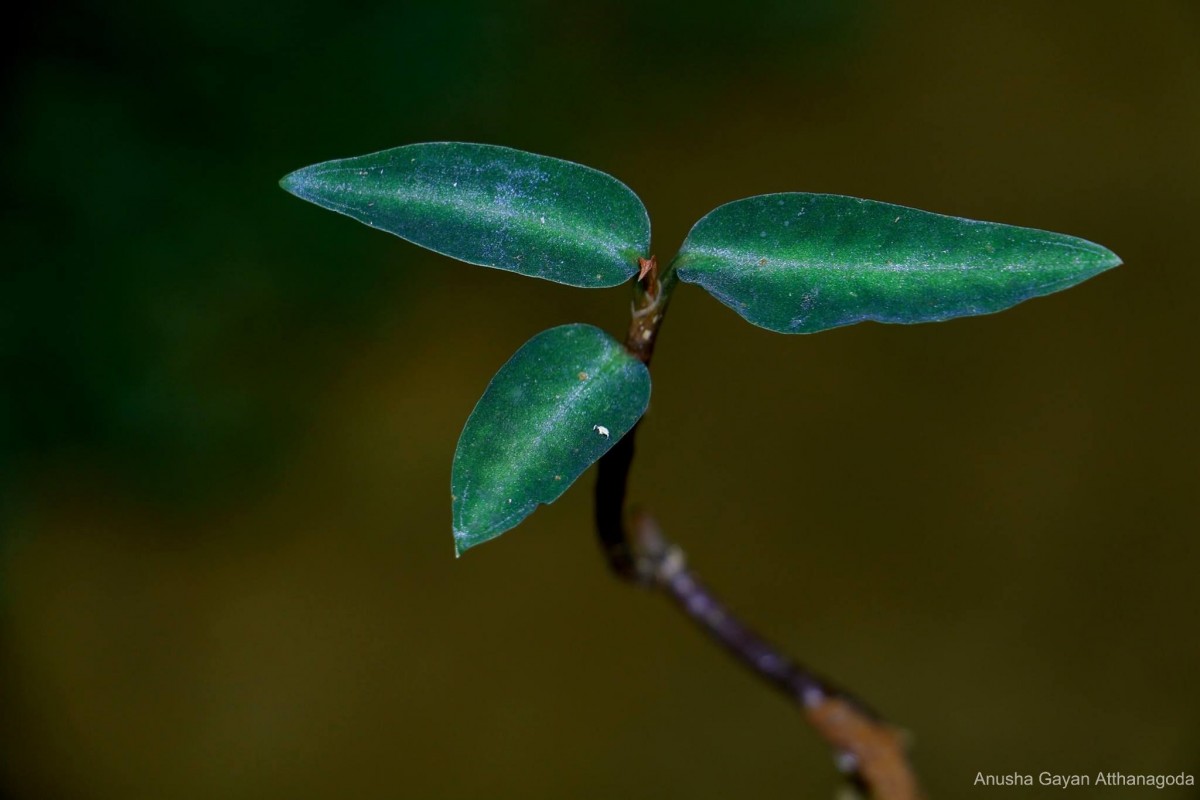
[451,324,650,554]
[675,193,1121,333]
[280,142,650,288]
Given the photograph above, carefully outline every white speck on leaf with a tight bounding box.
[593,425,610,438]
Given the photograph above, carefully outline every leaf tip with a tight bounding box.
[1069,240,1122,287]
[452,529,472,558]
[1098,245,1123,271]
[278,167,312,200]
[452,525,501,557]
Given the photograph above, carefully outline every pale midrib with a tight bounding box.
[457,351,616,535]
[310,170,637,263]
[681,242,1086,275]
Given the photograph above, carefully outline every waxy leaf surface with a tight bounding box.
[280,142,649,287]
[676,193,1121,333]
[452,324,650,554]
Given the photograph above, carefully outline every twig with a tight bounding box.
[594,256,672,579]
[594,256,925,799]
[630,511,923,800]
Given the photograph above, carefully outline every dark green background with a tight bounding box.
[2,1,1196,798]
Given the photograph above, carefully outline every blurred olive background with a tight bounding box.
[2,0,1197,797]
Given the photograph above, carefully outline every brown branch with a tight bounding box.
[594,255,672,579]
[593,255,925,799]
[630,512,923,800]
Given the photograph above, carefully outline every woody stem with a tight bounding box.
[594,255,675,578]
[591,256,924,798]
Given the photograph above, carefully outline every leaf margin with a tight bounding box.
[280,141,652,289]
[450,322,651,555]
[674,191,1122,334]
